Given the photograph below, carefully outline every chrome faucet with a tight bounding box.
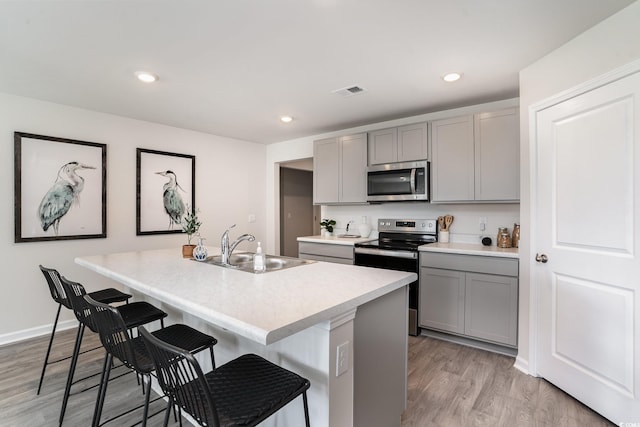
[220,224,255,265]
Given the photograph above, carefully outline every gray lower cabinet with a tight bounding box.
[298,241,354,265]
[419,252,518,347]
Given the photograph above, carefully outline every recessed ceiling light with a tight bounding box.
[280,116,293,123]
[135,71,158,83]
[442,72,462,82]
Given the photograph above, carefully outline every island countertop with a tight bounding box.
[76,248,415,346]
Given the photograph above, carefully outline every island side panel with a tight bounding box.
[354,285,409,427]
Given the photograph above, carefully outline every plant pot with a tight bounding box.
[182,244,196,258]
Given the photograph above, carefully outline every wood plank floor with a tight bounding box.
[0,328,614,426]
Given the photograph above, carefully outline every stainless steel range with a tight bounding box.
[354,218,437,336]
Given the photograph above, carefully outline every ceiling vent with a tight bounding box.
[332,85,367,97]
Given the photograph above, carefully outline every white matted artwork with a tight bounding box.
[14,132,107,243]
[136,148,195,235]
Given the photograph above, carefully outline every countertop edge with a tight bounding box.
[297,235,376,246]
[419,242,519,258]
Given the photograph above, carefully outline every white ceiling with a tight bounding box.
[0,1,635,144]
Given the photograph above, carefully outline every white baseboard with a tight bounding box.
[514,355,533,375]
[0,319,78,346]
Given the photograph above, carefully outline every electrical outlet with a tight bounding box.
[336,341,349,377]
[248,214,256,223]
[479,217,487,231]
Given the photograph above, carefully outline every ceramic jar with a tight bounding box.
[358,216,372,238]
[511,223,520,248]
[497,228,512,248]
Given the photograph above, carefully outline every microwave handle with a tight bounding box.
[410,168,416,194]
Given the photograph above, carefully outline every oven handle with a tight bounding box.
[354,247,418,259]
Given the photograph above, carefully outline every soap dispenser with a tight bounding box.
[193,236,208,261]
[253,242,265,272]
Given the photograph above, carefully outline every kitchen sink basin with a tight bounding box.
[205,253,314,273]
[337,234,362,238]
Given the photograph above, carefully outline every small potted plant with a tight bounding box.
[320,219,336,236]
[182,205,202,258]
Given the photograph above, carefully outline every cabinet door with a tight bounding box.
[474,108,519,201]
[464,273,518,346]
[313,137,340,204]
[368,128,397,165]
[398,122,429,162]
[430,115,475,202]
[419,267,465,334]
[340,133,368,203]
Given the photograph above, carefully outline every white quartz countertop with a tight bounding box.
[297,235,376,246]
[76,248,415,345]
[418,242,519,258]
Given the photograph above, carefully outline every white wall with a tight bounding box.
[0,93,266,343]
[266,98,521,254]
[518,0,640,372]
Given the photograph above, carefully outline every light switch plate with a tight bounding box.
[336,341,349,377]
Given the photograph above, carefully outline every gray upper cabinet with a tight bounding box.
[313,133,367,205]
[431,107,519,202]
[368,122,428,165]
[430,115,475,201]
[474,109,520,201]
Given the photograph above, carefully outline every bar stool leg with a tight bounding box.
[92,352,112,427]
[37,303,62,395]
[59,323,85,425]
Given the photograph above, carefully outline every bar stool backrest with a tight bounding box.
[139,326,221,427]
[83,295,151,373]
[59,276,100,333]
[39,265,71,310]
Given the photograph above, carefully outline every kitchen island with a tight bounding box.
[76,247,415,427]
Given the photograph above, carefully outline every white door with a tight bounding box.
[535,68,640,423]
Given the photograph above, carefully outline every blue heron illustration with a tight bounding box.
[38,161,96,235]
[156,170,186,228]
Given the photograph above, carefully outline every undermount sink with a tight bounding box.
[337,234,362,238]
[205,253,314,273]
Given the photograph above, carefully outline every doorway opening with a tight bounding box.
[279,159,320,257]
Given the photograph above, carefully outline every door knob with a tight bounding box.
[535,253,548,263]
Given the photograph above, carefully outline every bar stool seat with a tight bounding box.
[37,265,131,395]
[84,295,218,427]
[58,276,167,425]
[140,327,311,427]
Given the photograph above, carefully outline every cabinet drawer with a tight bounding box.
[298,253,353,265]
[298,242,354,260]
[420,252,518,277]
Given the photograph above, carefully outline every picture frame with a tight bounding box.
[136,148,195,236]
[14,132,107,243]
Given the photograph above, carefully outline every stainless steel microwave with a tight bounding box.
[367,160,430,202]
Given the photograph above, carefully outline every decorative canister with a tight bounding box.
[193,237,208,261]
[497,227,507,245]
[511,223,520,248]
[497,228,512,248]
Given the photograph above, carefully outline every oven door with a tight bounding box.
[354,248,420,335]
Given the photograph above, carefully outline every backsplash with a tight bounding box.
[322,203,519,246]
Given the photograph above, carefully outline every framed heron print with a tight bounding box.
[136,148,195,236]
[14,132,107,243]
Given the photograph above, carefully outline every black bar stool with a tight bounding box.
[84,295,218,427]
[140,326,311,427]
[37,265,131,395]
[58,276,167,425]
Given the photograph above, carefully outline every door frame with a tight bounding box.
[527,57,640,376]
